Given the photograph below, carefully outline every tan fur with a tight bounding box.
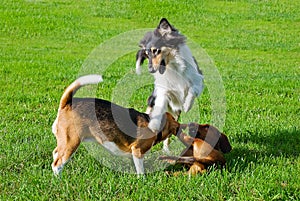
[188,162,206,175]
[159,123,232,176]
[150,47,173,72]
[151,52,163,71]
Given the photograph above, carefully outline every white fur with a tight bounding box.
[77,74,103,86]
[51,149,66,176]
[52,117,58,135]
[148,44,204,132]
[132,155,144,175]
[102,141,145,175]
[136,58,142,75]
[102,141,131,157]
[52,164,63,176]
[163,138,171,154]
[145,106,152,114]
[53,150,58,160]
[52,156,62,175]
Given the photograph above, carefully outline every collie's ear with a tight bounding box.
[157,18,176,35]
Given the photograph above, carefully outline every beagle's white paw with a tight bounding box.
[52,164,63,176]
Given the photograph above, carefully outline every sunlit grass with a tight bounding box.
[1,0,299,200]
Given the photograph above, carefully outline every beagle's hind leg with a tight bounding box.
[51,127,81,176]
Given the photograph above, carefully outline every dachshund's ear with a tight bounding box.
[135,49,147,75]
[219,133,232,153]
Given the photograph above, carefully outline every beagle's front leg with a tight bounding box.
[131,146,144,176]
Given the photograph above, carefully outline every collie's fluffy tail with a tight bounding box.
[59,74,103,109]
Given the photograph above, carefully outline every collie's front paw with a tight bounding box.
[148,119,161,133]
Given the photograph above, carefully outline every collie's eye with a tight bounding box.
[151,47,157,54]
[151,47,161,55]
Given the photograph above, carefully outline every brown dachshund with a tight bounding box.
[160,123,232,175]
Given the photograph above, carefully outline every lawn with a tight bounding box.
[1,0,299,200]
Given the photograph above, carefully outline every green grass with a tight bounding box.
[1,0,300,200]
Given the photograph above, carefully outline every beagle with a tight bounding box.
[51,75,179,176]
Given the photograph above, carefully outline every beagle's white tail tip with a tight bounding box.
[77,74,103,86]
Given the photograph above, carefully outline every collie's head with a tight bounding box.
[136,18,186,74]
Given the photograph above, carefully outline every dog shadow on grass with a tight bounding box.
[225,128,300,172]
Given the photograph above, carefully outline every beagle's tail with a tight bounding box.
[59,74,103,110]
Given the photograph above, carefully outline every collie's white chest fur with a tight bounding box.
[153,44,204,109]
[154,69,187,104]
[147,44,204,132]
